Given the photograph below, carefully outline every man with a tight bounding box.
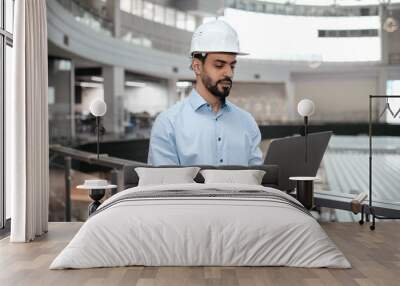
[148,20,263,166]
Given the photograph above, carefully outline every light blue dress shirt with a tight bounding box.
[148,89,263,166]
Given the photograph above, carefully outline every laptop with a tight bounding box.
[264,131,332,191]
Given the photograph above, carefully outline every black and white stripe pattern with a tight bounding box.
[91,189,313,218]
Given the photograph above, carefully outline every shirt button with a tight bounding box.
[220,159,223,163]
[218,137,221,141]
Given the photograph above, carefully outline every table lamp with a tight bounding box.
[297,99,315,163]
[89,99,107,159]
[77,100,111,216]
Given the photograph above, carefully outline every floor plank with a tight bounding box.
[0,222,399,286]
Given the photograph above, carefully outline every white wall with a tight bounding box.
[77,72,381,124]
[124,82,169,116]
[293,73,378,122]
[78,81,169,117]
[229,82,287,123]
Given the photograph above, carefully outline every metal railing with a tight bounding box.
[50,145,145,221]
[225,0,380,17]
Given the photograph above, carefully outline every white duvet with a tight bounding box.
[50,183,351,269]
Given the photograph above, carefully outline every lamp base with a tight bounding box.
[289,176,317,210]
[296,180,314,210]
[88,189,105,215]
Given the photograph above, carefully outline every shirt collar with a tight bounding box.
[188,89,231,112]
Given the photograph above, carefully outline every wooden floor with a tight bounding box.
[0,222,399,286]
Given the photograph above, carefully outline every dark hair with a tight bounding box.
[190,53,208,70]
[192,53,207,62]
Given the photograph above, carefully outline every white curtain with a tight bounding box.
[7,0,49,242]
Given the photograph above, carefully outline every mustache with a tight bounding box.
[217,78,232,85]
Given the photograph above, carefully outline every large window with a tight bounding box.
[142,1,153,21]
[154,4,164,24]
[176,11,186,30]
[218,8,380,62]
[1,0,14,229]
[120,0,197,32]
[120,0,132,13]
[165,7,175,27]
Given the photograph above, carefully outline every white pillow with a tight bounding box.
[135,167,201,186]
[200,169,266,185]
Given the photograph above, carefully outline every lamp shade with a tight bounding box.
[297,99,315,117]
[383,16,399,33]
[90,99,107,117]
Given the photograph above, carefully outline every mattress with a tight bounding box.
[50,183,351,269]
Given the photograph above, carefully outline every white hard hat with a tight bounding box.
[190,20,248,56]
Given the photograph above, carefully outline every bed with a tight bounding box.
[50,165,351,269]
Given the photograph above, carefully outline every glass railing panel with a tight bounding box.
[57,0,113,36]
[57,0,192,55]
[119,0,198,33]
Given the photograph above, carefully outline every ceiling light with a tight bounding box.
[308,61,322,69]
[125,81,147,87]
[176,81,192,88]
[90,76,104,82]
[77,82,103,88]
[308,54,323,69]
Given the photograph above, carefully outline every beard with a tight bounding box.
[201,74,232,104]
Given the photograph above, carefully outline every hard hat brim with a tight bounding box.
[191,50,249,57]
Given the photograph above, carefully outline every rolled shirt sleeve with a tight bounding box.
[147,113,180,166]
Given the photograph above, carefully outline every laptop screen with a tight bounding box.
[264,131,332,191]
